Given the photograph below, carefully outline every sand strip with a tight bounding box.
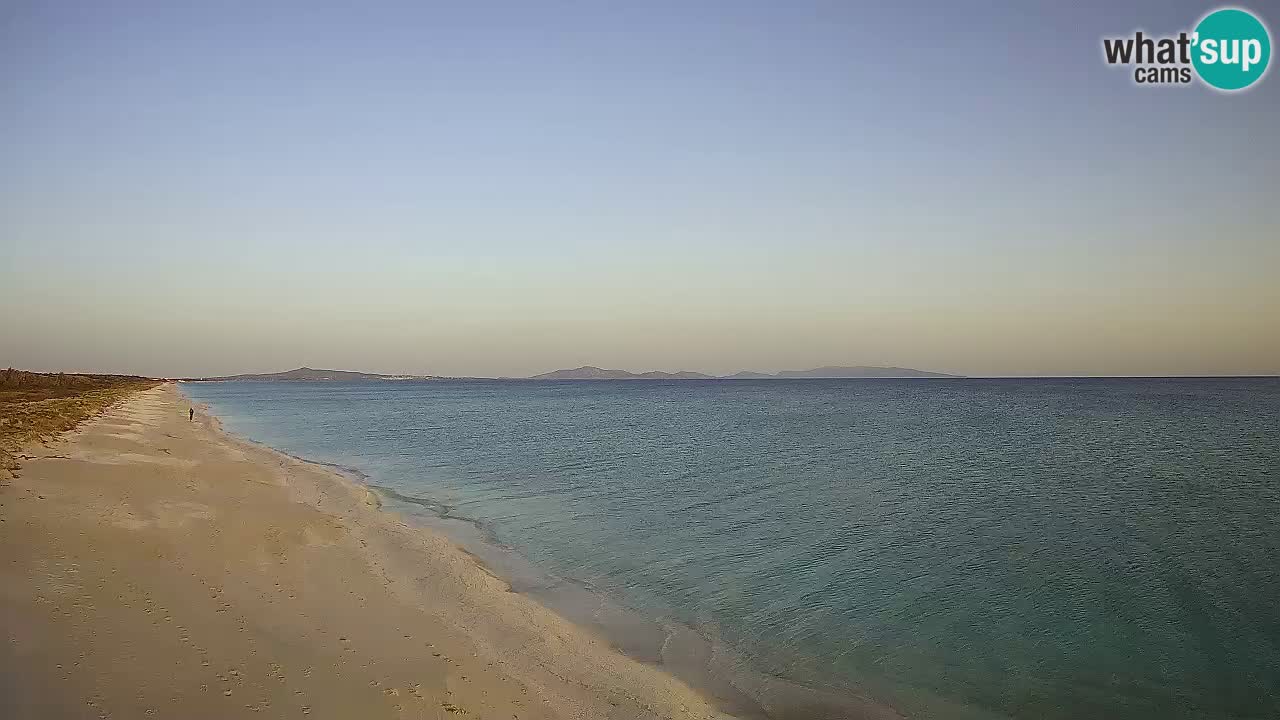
[1,383,732,719]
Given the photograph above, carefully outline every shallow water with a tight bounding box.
[181,378,1280,719]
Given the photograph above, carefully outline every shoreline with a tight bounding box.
[1,383,739,719]
[183,386,906,720]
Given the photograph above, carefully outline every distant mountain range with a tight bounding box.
[776,365,958,378]
[187,365,960,382]
[529,366,715,380]
[529,365,959,380]
[189,367,433,382]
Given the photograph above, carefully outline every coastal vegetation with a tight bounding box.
[0,368,156,473]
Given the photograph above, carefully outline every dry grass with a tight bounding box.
[1,369,158,474]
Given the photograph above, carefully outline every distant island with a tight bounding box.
[187,367,435,382]
[528,365,960,380]
[185,365,961,382]
[775,365,958,378]
[530,367,715,380]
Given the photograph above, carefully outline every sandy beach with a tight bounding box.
[1,383,731,720]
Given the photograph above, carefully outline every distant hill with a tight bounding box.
[190,367,432,382]
[528,366,714,380]
[772,366,958,378]
[528,366,630,380]
[190,364,959,382]
[639,370,716,380]
[528,365,958,380]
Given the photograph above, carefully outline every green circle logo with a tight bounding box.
[1192,8,1272,91]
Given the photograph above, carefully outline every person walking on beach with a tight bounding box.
[189,407,194,422]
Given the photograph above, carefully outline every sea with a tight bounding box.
[180,377,1280,720]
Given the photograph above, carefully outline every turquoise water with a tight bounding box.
[181,378,1280,719]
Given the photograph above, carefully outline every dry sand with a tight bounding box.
[1,383,734,720]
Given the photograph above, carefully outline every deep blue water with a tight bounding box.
[181,378,1280,720]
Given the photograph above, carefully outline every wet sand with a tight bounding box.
[0,383,732,719]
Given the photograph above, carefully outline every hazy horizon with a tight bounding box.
[15,362,1280,381]
[4,1,1278,379]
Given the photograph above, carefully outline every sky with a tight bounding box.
[2,0,1277,378]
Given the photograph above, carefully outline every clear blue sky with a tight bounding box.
[3,1,1277,376]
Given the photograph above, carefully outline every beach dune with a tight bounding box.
[0,384,730,719]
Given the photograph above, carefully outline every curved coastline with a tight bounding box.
[4,382,743,719]
[179,383,757,719]
[181,383,907,720]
